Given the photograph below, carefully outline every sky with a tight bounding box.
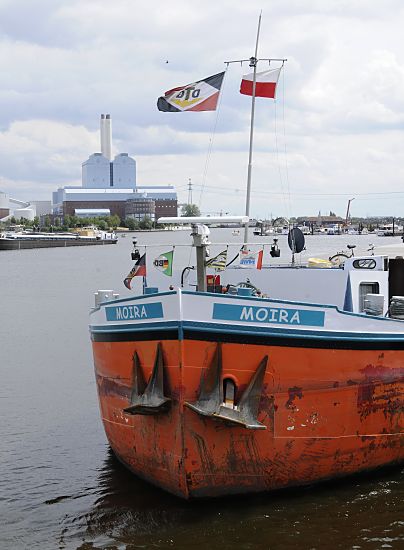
[1,0,404,219]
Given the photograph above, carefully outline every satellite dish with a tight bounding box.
[288,227,305,254]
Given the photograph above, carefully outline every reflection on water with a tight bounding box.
[59,449,403,550]
[0,233,403,549]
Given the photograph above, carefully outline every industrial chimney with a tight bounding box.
[100,113,112,161]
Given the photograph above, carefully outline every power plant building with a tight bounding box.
[53,114,177,221]
[0,193,51,221]
[54,186,177,221]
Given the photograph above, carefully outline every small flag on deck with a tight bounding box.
[205,249,227,271]
[157,72,225,112]
[124,253,146,289]
[239,249,263,270]
[240,67,281,99]
[153,250,174,276]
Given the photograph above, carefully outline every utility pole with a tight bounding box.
[187,178,193,205]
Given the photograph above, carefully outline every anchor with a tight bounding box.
[123,343,171,415]
[185,344,268,429]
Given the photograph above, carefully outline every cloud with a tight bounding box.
[1,1,404,216]
[0,119,96,187]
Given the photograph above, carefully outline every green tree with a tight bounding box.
[181,204,201,217]
[109,214,121,229]
[124,217,138,230]
[139,216,153,230]
[63,215,72,229]
[70,215,79,228]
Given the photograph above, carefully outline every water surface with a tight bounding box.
[1,230,402,549]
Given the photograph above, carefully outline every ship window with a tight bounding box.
[359,282,380,312]
[223,378,236,409]
[353,259,377,269]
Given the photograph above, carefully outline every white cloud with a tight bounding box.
[1,1,404,216]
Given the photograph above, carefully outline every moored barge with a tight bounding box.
[89,218,404,499]
[0,230,117,250]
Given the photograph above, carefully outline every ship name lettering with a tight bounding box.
[116,305,148,320]
[239,306,301,325]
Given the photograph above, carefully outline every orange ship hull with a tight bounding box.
[92,335,404,498]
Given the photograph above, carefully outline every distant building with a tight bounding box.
[53,186,177,220]
[136,187,178,220]
[0,192,39,221]
[297,215,345,228]
[82,153,111,188]
[75,208,111,218]
[29,200,52,217]
[125,197,155,221]
[53,114,177,221]
[112,153,136,188]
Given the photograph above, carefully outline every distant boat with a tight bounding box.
[377,224,403,237]
[322,224,342,235]
[253,226,274,236]
[0,229,117,250]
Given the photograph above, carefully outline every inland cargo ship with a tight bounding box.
[89,217,403,499]
[0,229,117,250]
[89,32,403,498]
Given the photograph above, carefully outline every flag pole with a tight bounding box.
[243,13,262,246]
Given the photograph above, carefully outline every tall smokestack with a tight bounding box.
[100,114,106,157]
[104,114,112,161]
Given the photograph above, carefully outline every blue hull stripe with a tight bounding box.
[90,321,178,333]
[90,319,404,343]
[181,321,404,342]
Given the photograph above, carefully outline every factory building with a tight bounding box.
[53,114,177,221]
[28,201,52,217]
[125,197,155,221]
[0,193,51,221]
[82,153,111,188]
[54,186,177,221]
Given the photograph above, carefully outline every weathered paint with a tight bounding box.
[91,337,404,498]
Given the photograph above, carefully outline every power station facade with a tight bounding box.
[53,114,177,221]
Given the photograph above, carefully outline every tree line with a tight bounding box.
[1,204,203,232]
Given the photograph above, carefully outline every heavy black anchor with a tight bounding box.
[123,343,171,415]
[185,344,268,429]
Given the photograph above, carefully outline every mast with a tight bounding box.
[225,17,286,246]
[243,14,262,245]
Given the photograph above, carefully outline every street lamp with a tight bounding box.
[345,198,355,228]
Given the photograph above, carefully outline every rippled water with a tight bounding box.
[1,230,403,549]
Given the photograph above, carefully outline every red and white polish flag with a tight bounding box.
[240,67,281,99]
